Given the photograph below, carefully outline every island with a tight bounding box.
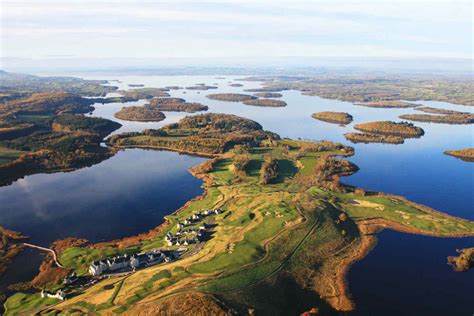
[164,86,183,90]
[148,98,208,113]
[400,107,474,125]
[114,105,166,122]
[128,84,145,87]
[253,92,283,98]
[244,87,286,92]
[206,93,257,102]
[344,132,404,144]
[91,96,139,104]
[118,88,170,99]
[243,98,287,107]
[447,248,474,272]
[353,121,424,138]
[229,83,243,87]
[7,113,474,315]
[312,111,353,125]
[185,84,218,91]
[355,101,419,108]
[443,148,474,162]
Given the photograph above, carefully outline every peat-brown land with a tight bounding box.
[312,112,353,125]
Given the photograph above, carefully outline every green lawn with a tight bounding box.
[4,293,59,315]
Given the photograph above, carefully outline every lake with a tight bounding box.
[0,75,472,313]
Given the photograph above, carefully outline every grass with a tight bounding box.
[0,147,25,165]
[59,246,139,274]
[4,293,58,315]
[10,139,474,315]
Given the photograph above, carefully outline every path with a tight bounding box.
[23,243,64,268]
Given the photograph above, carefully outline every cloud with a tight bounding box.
[1,0,472,60]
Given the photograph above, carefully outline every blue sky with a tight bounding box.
[0,0,472,64]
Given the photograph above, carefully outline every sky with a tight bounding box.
[0,0,472,71]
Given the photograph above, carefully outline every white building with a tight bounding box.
[41,289,66,300]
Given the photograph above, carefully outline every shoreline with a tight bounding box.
[22,146,474,312]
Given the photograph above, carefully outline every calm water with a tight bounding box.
[0,75,472,313]
[0,149,205,288]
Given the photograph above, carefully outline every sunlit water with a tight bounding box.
[0,75,472,314]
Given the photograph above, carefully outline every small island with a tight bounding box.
[444,148,474,162]
[185,84,218,91]
[229,83,243,87]
[253,92,283,98]
[206,93,257,102]
[355,101,420,108]
[400,107,474,125]
[447,248,474,272]
[243,99,287,107]
[354,121,424,138]
[128,84,145,87]
[344,132,404,144]
[118,88,170,99]
[244,88,285,92]
[312,111,353,125]
[164,86,183,90]
[114,105,166,122]
[149,98,208,113]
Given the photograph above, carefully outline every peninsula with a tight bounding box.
[400,107,474,125]
[7,113,474,316]
[447,248,474,272]
[0,91,121,186]
[443,148,474,162]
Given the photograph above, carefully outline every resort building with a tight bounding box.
[89,250,172,276]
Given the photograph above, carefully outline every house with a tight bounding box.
[214,209,221,215]
[199,223,208,230]
[203,209,211,216]
[177,223,183,230]
[89,260,108,276]
[41,289,66,300]
[107,255,130,271]
[130,253,148,268]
